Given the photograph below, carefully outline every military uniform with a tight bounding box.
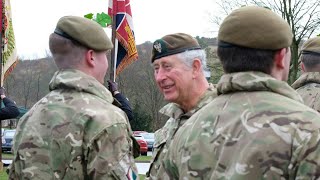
[9,15,139,179]
[9,69,138,179]
[292,36,320,112]
[163,72,320,179]
[292,72,320,112]
[146,85,217,179]
[158,6,320,180]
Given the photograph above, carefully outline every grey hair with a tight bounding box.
[177,49,208,73]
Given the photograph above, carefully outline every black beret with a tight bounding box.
[151,33,201,62]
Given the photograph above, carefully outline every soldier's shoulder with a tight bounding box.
[159,103,181,116]
[75,97,130,140]
[154,119,176,146]
[92,103,129,128]
[297,82,320,92]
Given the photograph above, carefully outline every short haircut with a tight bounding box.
[217,43,277,74]
[177,49,207,73]
[49,33,88,69]
[301,54,320,71]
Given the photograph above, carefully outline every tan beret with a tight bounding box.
[301,37,320,55]
[54,16,113,51]
[218,6,292,50]
[151,33,201,62]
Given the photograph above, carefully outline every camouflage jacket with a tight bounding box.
[162,71,320,180]
[147,84,217,180]
[292,72,320,112]
[9,69,139,180]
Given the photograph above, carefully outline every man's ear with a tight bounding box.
[192,58,202,78]
[301,63,306,72]
[274,48,286,69]
[85,50,95,67]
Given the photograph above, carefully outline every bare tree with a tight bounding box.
[4,57,56,109]
[212,0,320,84]
[20,60,37,107]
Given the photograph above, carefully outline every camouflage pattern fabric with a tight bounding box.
[9,69,139,179]
[147,84,217,180]
[161,71,320,179]
[292,72,320,112]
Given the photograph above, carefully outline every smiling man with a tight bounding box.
[146,33,217,179]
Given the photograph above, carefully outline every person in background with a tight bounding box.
[108,80,133,121]
[9,15,138,179]
[0,87,19,120]
[161,6,320,179]
[146,33,217,179]
[292,36,320,111]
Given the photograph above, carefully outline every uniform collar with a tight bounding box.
[49,69,113,103]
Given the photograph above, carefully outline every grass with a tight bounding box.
[135,155,152,162]
[2,153,13,160]
[139,174,146,179]
[0,167,8,179]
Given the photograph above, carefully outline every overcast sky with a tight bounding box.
[10,0,219,59]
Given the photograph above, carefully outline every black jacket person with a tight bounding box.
[0,87,19,120]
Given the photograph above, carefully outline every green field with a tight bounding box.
[2,153,13,160]
[139,174,146,179]
[0,167,8,179]
[135,155,151,162]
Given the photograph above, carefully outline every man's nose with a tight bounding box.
[155,68,166,82]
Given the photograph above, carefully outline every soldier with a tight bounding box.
[9,16,139,179]
[161,6,320,179]
[0,87,19,120]
[107,80,134,121]
[292,37,320,111]
[147,33,217,179]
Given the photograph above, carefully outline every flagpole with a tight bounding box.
[0,0,3,166]
[109,12,116,82]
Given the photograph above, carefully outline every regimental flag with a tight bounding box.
[1,0,17,85]
[108,0,138,76]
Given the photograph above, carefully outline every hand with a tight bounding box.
[0,87,5,96]
[107,80,118,94]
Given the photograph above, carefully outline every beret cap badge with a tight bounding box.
[151,33,201,62]
[153,41,163,53]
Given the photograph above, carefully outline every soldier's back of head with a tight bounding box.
[160,6,320,180]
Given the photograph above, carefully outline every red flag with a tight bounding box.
[108,0,138,76]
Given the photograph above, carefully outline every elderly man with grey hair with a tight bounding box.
[146,33,217,179]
